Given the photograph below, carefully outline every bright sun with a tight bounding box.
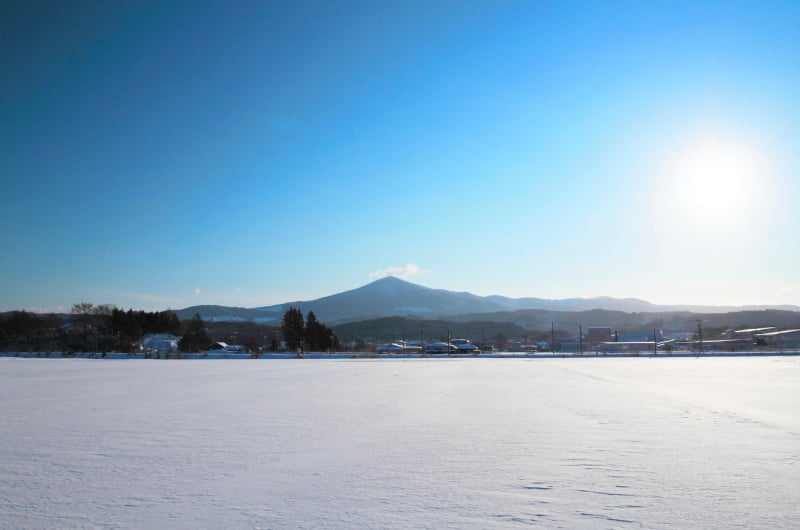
[661,131,766,228]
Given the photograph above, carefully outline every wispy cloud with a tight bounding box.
[774,285,797,297]
[369,263,424,279]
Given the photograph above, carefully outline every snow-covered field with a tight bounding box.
[1,358,798,529]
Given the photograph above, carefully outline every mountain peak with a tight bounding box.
[360,276,429,296]
[368,275,413,286]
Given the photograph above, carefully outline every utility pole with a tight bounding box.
[653,327,657,355]
[579,325,583,355]
[697,320,703,354]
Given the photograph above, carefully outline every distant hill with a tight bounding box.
[176,276,800,324]
[485,294,660,313]
[174,305,284,323]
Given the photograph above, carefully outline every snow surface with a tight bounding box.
[1,357,798,529]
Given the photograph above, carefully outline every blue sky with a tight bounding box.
[2,0,798,312]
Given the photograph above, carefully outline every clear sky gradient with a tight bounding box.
[2,0,798,312]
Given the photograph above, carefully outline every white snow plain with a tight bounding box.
[1,357,798,529]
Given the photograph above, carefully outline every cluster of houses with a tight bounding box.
[374,326,800,355]
[139,325,800,357]
[542,326,800,353]
[376,338,482,354]
[140,334,247,355]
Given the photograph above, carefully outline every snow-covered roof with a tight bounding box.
[735,327,777,334]
[755,329,800,337]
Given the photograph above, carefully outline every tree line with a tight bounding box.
[281,307,339,352]
[175,309,339,353]
[0,304,180,353]
[1,304,341,355]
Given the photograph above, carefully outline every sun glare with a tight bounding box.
[659,130,768,230]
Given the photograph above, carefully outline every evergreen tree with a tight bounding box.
[4,311,41,339]
[281,307,305,351]
[110,308,142,350]
[320,325,339,351]
[179,314,211,352]
[305,310,321,350]
[157,310,180,335]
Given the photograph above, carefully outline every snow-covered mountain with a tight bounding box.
[251,276,510,323]
[176,277,800,324]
